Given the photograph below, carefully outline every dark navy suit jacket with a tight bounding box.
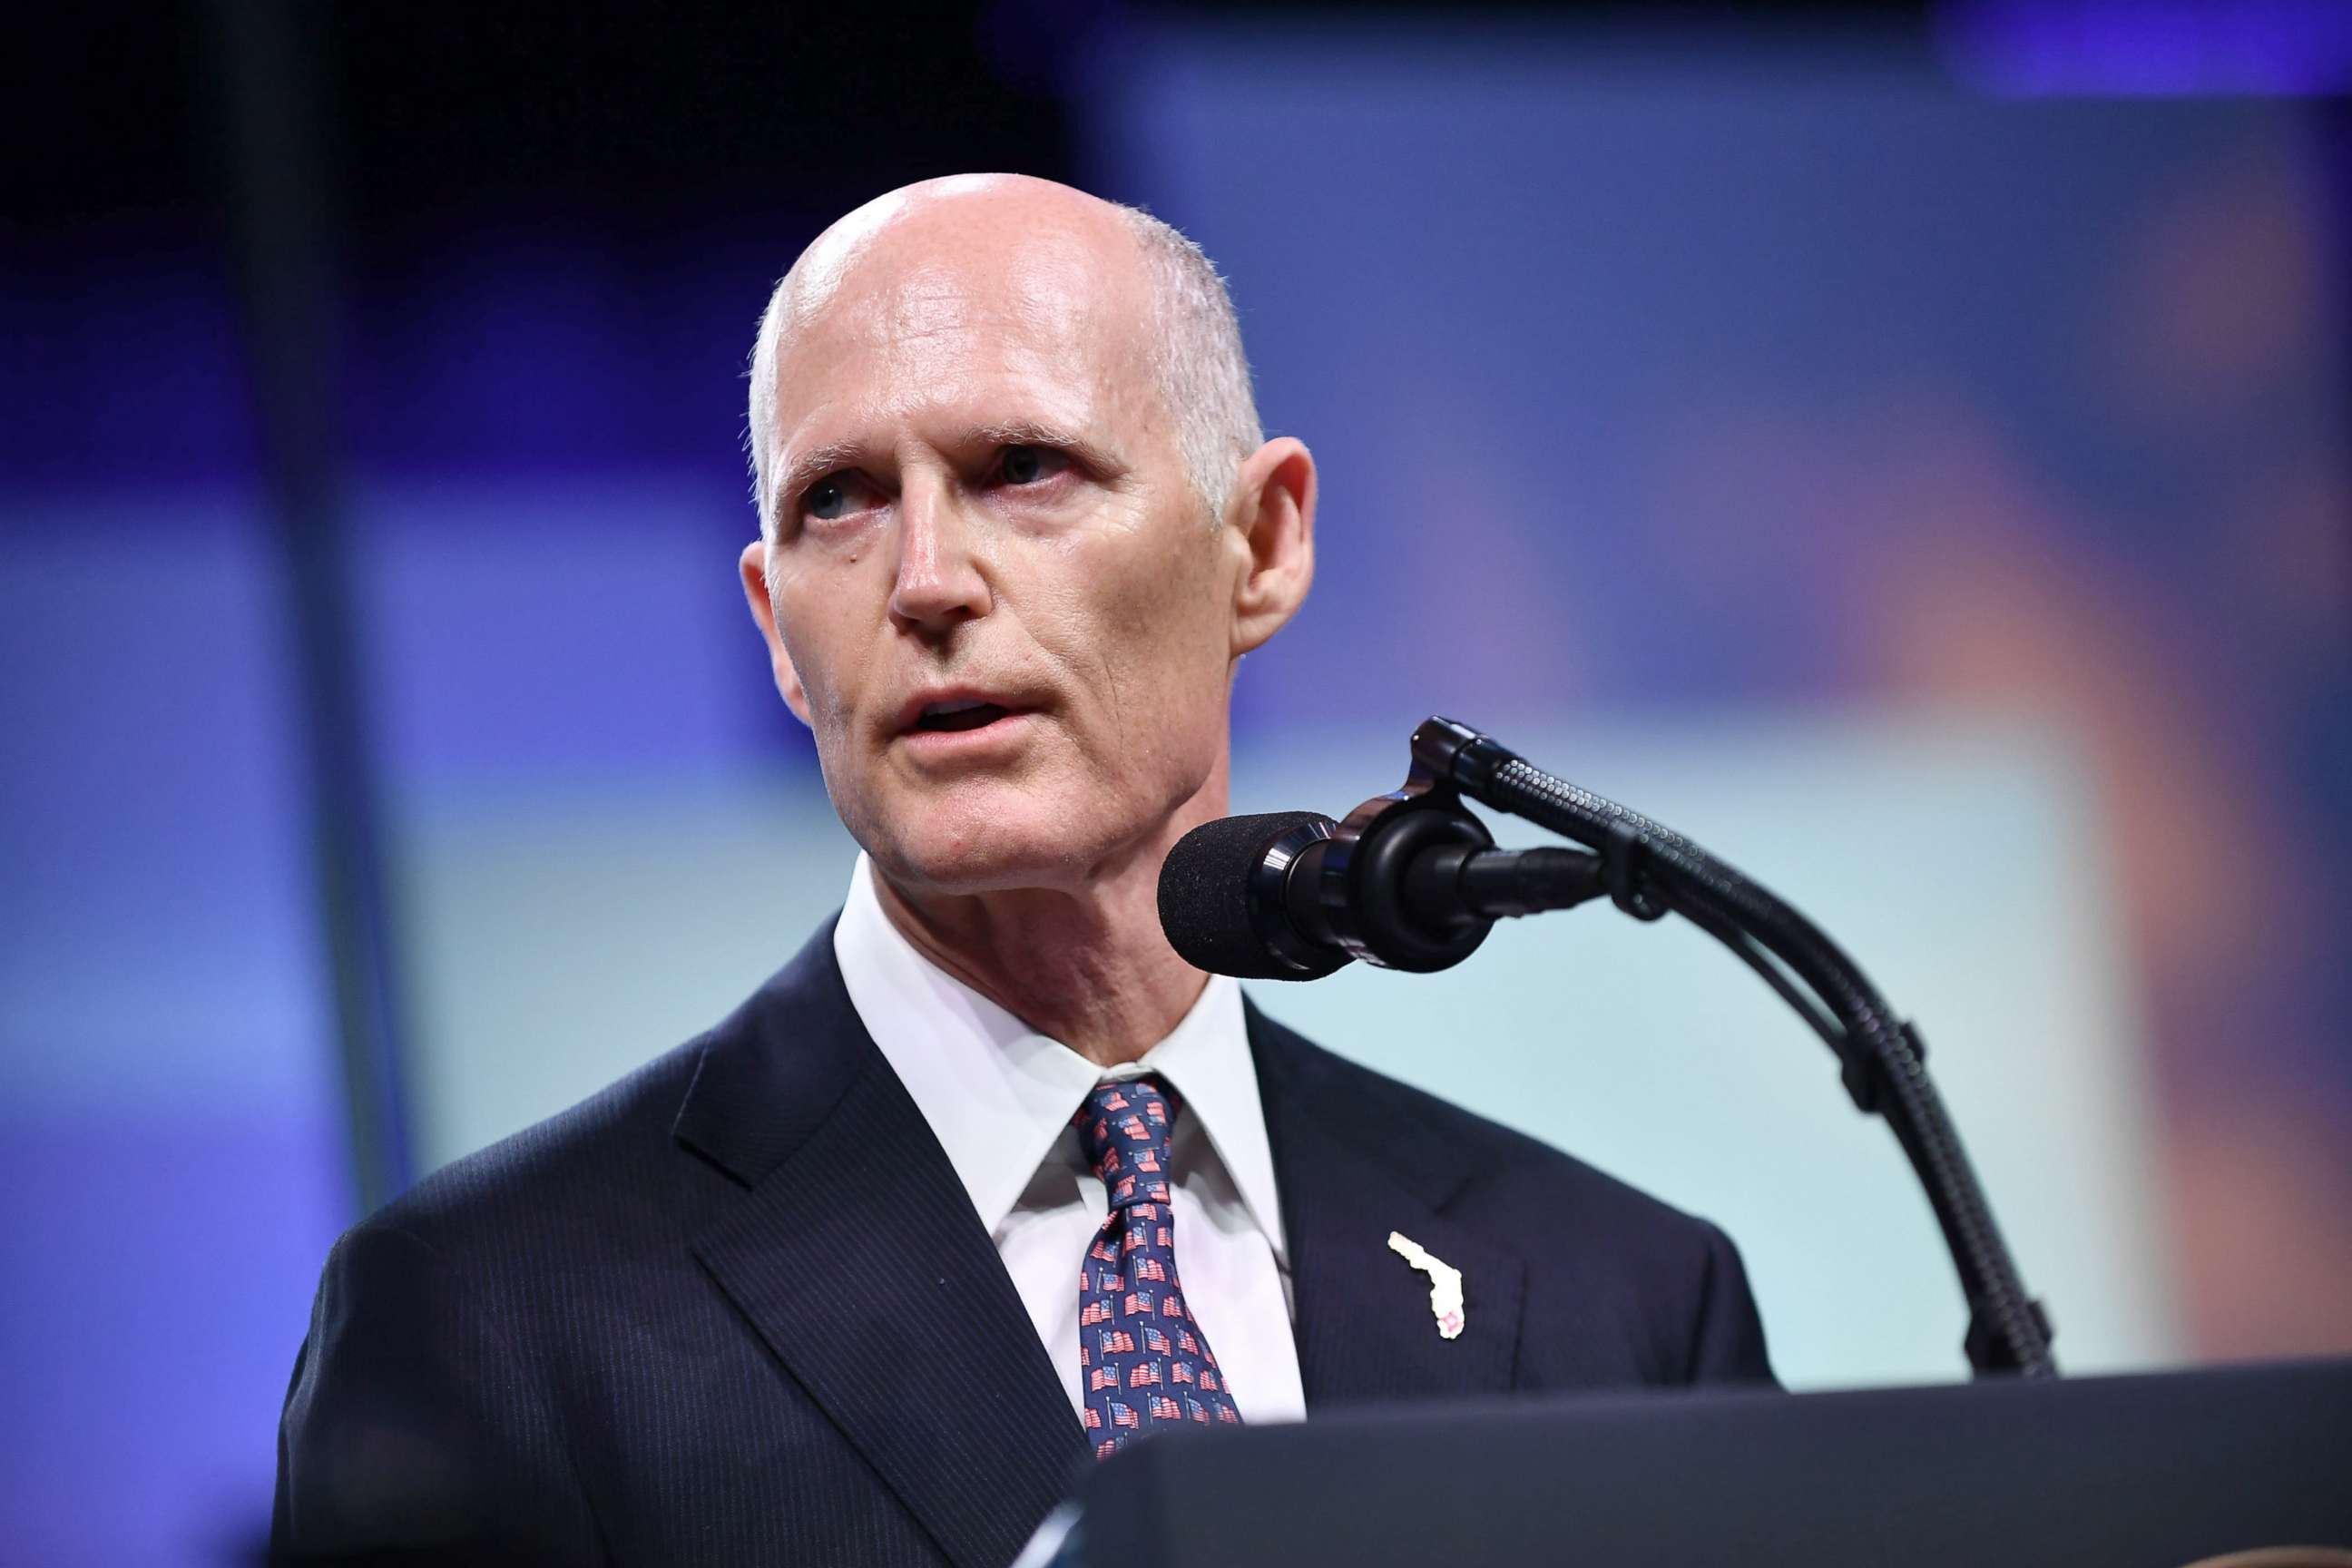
[274,922,1771,1564]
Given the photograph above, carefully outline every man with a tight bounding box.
[274,174,1770,1565]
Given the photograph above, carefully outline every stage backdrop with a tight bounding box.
[5,13,2347,1565]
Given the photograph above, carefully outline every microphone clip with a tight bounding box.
[1313,768,1499,974]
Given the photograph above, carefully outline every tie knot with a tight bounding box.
[1073,1077,1177,1209]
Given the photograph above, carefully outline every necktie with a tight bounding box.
[1073,1076,1242,1456]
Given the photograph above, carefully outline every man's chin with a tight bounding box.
[864,808,1117,897]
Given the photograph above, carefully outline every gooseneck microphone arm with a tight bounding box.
[1396,716,2056,1379]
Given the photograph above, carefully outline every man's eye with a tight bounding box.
[998,445,1064,486]
[804,475,854,521]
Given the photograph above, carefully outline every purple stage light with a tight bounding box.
[1937,0,2352,96]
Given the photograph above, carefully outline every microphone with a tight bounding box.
[1158,808,1604,981]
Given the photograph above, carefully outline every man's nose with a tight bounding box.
[887,478,994,633]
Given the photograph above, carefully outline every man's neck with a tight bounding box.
[868,789,1224,1068]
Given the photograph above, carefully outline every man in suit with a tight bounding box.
[274,173,1771,1565]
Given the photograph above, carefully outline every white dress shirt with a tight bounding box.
[833,853,1308,1426]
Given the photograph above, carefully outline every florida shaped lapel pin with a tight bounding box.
[1387,1230,1465,1340]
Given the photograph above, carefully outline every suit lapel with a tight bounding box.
[676,926,1084,1568]
[1250,1003,1526,1408]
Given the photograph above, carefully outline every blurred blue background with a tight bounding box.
[5,3,2348,1561]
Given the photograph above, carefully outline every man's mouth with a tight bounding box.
[911,698,1014,734]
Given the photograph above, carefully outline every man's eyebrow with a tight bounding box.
[772,441,867,514]
[968,422,1129,476]
[771,423,1133,518]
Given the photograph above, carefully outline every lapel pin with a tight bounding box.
[1387,1230,1465,1340]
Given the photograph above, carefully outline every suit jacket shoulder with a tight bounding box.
[375,1035,701,1249]
[273,943,848,1563]
[274,1028,728,1563]
[329,920,874,1284]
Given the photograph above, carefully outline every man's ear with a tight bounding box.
[1227,436,1318,659]
[739,539,814,728]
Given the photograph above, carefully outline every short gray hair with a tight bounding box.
[1114,203,1263,522]
[744,201,1261,535]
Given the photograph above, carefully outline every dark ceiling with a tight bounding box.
[4,1,1933,237]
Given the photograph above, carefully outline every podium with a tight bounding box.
[1052,1359,2352,1567]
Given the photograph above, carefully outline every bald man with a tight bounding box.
[273,176,1771,1566]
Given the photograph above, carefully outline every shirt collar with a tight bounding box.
[832,852,1286,1261]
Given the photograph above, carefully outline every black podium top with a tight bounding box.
[1057,1359,2352,1568]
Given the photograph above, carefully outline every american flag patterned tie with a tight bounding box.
[1073,1076,1242,1457]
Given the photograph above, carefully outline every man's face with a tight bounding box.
[746,193,1244,895]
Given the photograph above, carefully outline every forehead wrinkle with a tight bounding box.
[779,299,1116,438]
[867,259,1099,360]
[869,267,982,345]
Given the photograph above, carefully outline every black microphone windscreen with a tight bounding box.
[1159,810,1338,980]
